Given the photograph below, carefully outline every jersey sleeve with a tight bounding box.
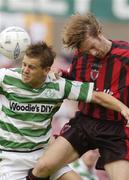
[63,79,94,102]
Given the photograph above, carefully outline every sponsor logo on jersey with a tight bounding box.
[10,101,54,114]
[96,88,113,95]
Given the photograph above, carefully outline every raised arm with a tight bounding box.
[92,91,129,122]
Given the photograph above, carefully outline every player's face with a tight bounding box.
[79,35,110,58]
[21,55,50,88]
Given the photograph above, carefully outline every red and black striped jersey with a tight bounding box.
[63,40,129,121]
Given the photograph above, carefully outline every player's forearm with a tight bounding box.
[92,91,129,120]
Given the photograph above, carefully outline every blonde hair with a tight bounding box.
[62,12,102,49]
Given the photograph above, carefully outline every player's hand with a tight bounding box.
[126,124,129,128]
[52,68,62,80]
[121,109,129,127]
[53,68,62,79]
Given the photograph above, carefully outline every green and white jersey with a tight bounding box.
[0,68,94,152]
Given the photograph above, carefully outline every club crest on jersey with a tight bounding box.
[90,69,99,81]
[90,63,101,81]
[44,89,55,97]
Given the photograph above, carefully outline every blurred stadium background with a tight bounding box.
[0,0,129,179]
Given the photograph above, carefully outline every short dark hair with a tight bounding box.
[62,12,102,49]
[25,41,56,68]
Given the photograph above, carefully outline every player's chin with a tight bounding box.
[22,76,30,83]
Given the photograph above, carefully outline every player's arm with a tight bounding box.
[91,91,129,122]
[62,79,129,120]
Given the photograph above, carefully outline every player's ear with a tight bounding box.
[44,67,51,73]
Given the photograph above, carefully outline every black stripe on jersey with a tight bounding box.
[118,65,126,103]
[117,66,127,121]
[69,55,78,80]
[112,55,129,65]
[112,40,129,48]
[104,56,114,89]
[127,87,129,116]
[80,53,88,81]
[99,55,115,120]
[115,42,129,50]
[118,65,126,90]
[117,45,129,50]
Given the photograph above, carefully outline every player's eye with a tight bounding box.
[22,62,26,67]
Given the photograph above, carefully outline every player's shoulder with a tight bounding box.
[0,67,21,78]
[47,73,65,83]
[51,77,66,85]
[7,68,21,75]
[112,40,129,47]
